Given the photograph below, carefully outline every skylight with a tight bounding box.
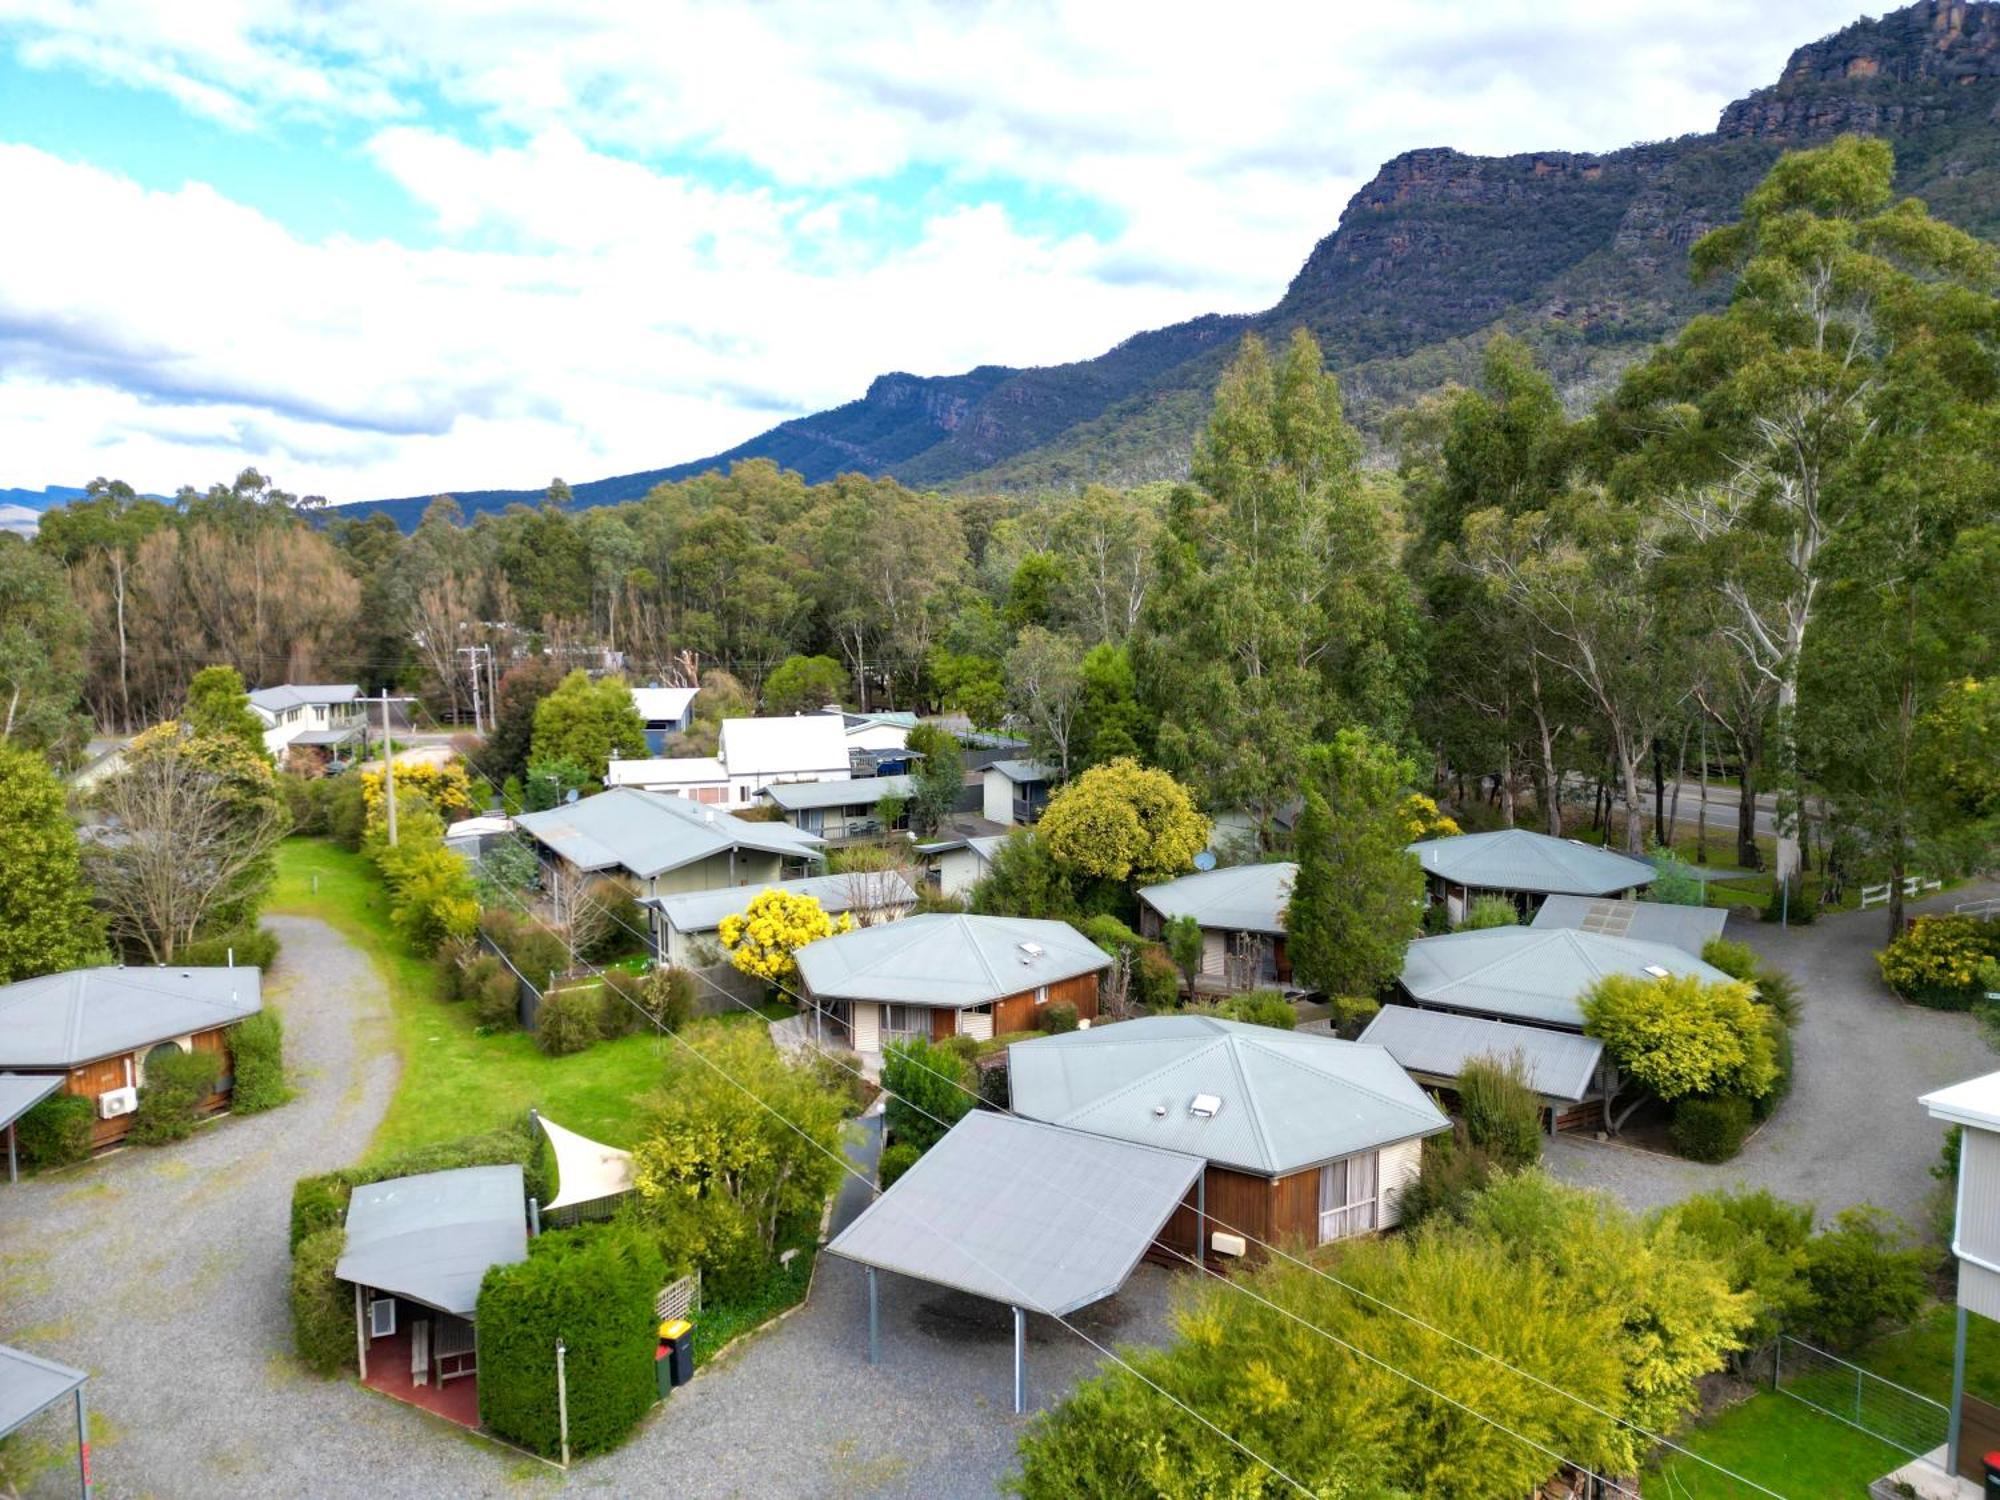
[1189,1093,1222,1119]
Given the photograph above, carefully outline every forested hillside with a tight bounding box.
[344,0,2000,522]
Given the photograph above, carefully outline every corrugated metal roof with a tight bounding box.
[985,759,1052,784]
[1138,863,1294,935]
[0,1073,62,1132]
[646,871,917,935]
[718,716,850,776]
[759,774,913,812]
[1358,1005,1603,1103]
[1531,895,1728,956]
[246,683,359,713]
[604,757,725,788]
[630,686,697,723]
[1008,1016,1448,1177]
[796,914,1109,1007]
[334,1165,527,1319]
[1407,829,1656,897]
[825,1112,1202,1316]
[515,787,824,878]
[0,966,263,1070]
[0,1343,85,1439]
[1399,927,1734,1028]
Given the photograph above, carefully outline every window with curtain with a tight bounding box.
[1318,1151,1379,1243]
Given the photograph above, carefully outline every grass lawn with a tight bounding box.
[1648,1388,1905,1498]
[270,837,670,1160]
[1856,1303,2000,1405]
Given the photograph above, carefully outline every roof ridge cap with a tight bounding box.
[1241,1033,1439,1130]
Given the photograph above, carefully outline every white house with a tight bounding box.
[606,715,852,808]
[632,686,698,750]
[982,760,1053,826]
[247,684,363,761]
[915,828,1011,897]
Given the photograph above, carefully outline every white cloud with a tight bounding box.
[0,1,1876,499]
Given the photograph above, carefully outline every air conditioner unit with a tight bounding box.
[1210,1231,1247,1258]
[98,1086,138,1119]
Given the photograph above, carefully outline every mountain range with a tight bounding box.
[108,2,2000,526]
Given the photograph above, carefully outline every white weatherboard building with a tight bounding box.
[246,683,363,761]
[606,715,852,807]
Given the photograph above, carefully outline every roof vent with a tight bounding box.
[1152,1104,1168,1118]
[1017,941,1044,964]
[1189,1093,1222,1120]
[1642,964,1671,979]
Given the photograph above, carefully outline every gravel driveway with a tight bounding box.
[1,915,401,1498]
[1547,882,1997,1226]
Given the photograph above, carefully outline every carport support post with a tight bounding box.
[866,1268,879,1364]
[74,1383,90,1499]
[1948,1303,1967,1472]
[1011,1305,1026,1415]
[1195,1175,1206,1267]
[7,1119,16,1184]
[353,1284,368,1380]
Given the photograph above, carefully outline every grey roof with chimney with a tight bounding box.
[795,913,1108,1008]
[826,1112,1202,1317]
[0,966,264,1069]
[1009,1015,1448,1178]
[515,787,824,878]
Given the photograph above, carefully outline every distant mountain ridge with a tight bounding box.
[317,2,2000,523]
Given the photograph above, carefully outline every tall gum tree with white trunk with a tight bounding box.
[1601,135,2000,896]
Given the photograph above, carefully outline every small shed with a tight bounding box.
[334,1164,528,1425]
[982,760,1053,826]
[0,1343,90,1497]
[826,1112,1203,1411]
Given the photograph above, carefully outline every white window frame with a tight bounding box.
[1034,985,1049,1005]
[369,1296,397,1337]
[1317,1152,1380,1244]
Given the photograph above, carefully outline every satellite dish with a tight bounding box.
[565,788,580,805]
[1193,850,1217,872]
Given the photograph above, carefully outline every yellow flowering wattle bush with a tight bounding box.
[1400,793,1462,841]
[718,888,855,986]
[1877,915,2000,1009]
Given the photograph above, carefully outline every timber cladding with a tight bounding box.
[991,972,1100,1035]
[63,1025,236,1148]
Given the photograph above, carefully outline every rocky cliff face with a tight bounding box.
[353,1,2000,523]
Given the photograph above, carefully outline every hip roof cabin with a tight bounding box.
[513,786,824,901]
[1407,828,1655,925]
[643,870,917,966]
[0,965,263,1148]
[1137,862,1296,993]
[1009,1016,1447,1262]
[795,913,1109,1053]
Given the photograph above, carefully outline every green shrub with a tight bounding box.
[1879,916,1997,1008]
[597,970,647,1038]
[1700,937,1760,984]
[1762,881,1814,924]
[1460,895,1519,930]
[643,966,697,1032]
[480,908,568,988]
[1134,946,1180,1010]
[879,1142,921,1189]
[1039,1001,1079,1034]
[804,1047,878,1117]
[881,1036,975,1152]
[323,773,368,852]
[1669,1188,1817,1352]
[289,1226,353,1376]
[1079,914,1147,954]
[14,1092,93,1170]
[1802,1206,1928,1350]
[1754,963,1801,1026]
[473,962,521,1029]
[291,1171,349,1251]
[1649,854,1706,907]
[977,1059,1010,1110]
[582,877,644,961]
[228,1010,289,1114]
[477,1225,665,1458]
[128,1048,223,1146]
[1387,1128,1491,1230]
[178,925,281,970]
[1458,1051,1542,1168]
[1218,990,1296,1030]
[1670,1094,1753,1163]
[1751,1016,1792,1123]
[452,951,501,1005]
[535,986,604,1056]
[939,1032,981,1063]
[278,771,324,834]
[1328,993,1380,1038]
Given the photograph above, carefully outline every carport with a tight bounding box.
[0,1073,62,1183]
[826,1112,1203,1413]
[0,1343,91,1496]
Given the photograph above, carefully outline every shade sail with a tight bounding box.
[536,1114,635,1212]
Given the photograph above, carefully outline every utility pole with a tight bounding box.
[372,692,398,846]
[458,645,486,734]
[484,643,499,729]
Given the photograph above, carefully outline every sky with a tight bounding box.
[0,1,1874,507]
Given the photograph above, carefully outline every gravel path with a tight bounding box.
[1547,882,1997,1225]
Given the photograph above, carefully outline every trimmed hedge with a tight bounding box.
[1751,1016,1793,1124]
[1218,990,1296,1030]
[290,1226,353,1375]
[14,1092,93,1170]
[477,1225,664,1458]
[289,1123,551,1251]
[228,1010,290,1114]
[879,1142,921,1190]
[1671,1094,1753,1163]
[178,926,281,970]
[128,1048,222,1146]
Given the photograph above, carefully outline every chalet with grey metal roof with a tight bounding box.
[1408,828,1655,925]
[1137,862,1295,991]
[1398,926,1732,1030]
[515,787,823,904]
[1530,895,1728,957]
[643,870,917,966]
